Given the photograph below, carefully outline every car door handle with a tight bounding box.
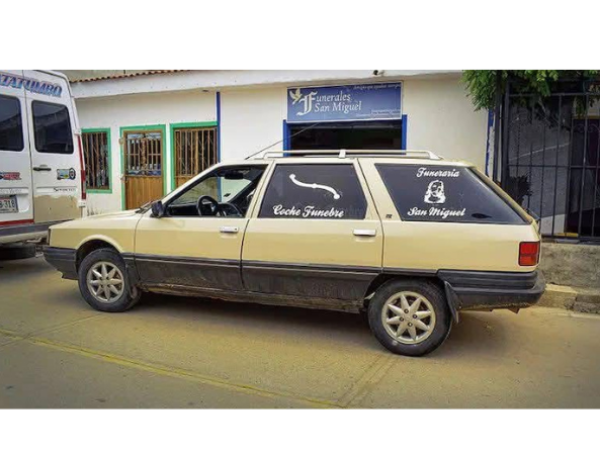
[220,226,239,234]
[33,165,52,172]
[353,229,377,237]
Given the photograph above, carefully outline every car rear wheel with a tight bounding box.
[368,279,451,356]
[78,248,140,312]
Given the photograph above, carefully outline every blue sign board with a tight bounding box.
[287,82,402,123]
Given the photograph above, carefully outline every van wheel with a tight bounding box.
[368,279,451,357]
[0,244,36,261]
[78,248,140,312]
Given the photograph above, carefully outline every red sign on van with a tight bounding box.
[0,172,21,181]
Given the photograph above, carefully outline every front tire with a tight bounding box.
[78,248,140,312]
[368,279,451,357]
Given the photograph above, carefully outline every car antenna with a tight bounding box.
[245,123,319,160]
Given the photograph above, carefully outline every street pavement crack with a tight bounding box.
[337,353,396,407]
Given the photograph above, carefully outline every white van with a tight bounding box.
[0,70,85,259]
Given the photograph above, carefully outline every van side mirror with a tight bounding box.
[151,200,165,218]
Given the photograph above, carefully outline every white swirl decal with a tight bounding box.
[289,174,341,200]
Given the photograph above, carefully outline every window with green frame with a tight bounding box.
[82,130,111,191]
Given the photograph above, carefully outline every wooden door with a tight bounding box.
[174,127,217,188]
[123,131,164,209]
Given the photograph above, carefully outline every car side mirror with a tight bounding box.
[151,200,165,218]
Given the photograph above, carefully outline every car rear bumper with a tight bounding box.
[44,247,77,280]
[439,269,545,314]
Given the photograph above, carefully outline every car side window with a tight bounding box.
[376,164,526,224]
[259,164,367,219]
[166,165,266,218]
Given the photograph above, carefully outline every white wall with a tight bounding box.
[220,87,287,161]
[77,90,216,214]
[403,77,488,169]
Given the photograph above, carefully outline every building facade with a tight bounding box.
[66,70,489,215]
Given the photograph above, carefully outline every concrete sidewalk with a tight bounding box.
[1,256,600,408]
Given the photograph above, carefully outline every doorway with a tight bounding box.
[289,120,403,150]
[123,130,164,210]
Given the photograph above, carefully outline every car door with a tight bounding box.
[134,164,269,290]
[0,71,33,228]
[241,159,383,302]
[24,71,81,224]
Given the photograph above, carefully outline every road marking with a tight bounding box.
[25,336,342,409]
[0,315,107,350]
[23,313,107,338]
[0,328,25,351]
[337,353,396,407]
[0,327,22,339]
[2,323,376,408]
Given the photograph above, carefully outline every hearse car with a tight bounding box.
[44,150,544,356]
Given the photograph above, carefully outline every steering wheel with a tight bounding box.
[218,202,243,217]
[196,196,243,217]
[196,195,219,216]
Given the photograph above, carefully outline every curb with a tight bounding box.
[538,284,600,314]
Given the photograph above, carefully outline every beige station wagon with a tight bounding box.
[44,150,545,356]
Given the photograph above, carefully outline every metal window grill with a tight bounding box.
[500,80,600,242]
[174,127,217,187]
[82,131,110,190]
[124,132,163,176]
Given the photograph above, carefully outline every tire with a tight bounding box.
[368,279,452,357]
[0,244,36,261]
[78,248,140,312]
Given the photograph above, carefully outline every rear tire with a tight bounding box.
[0,244,36,261]
[78,248,140,312]
[368,279,451,357]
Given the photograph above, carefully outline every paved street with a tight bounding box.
[1,255,599,408]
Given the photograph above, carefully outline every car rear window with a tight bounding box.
[375,164,526,224]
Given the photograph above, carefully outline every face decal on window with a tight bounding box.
[424,180,446,204]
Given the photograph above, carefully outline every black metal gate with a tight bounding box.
[500,80,600,242]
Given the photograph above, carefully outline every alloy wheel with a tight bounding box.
[86,261,125,304]
[381,291,437,345]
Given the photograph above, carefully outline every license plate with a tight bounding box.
[0,195,18,213]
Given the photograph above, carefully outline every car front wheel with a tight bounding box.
[368,279,451,357]
[78,248,140,312]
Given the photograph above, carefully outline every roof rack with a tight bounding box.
[248,149,442,160]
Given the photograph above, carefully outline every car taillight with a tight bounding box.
[519,241,540,266]
[77,134,87,200]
